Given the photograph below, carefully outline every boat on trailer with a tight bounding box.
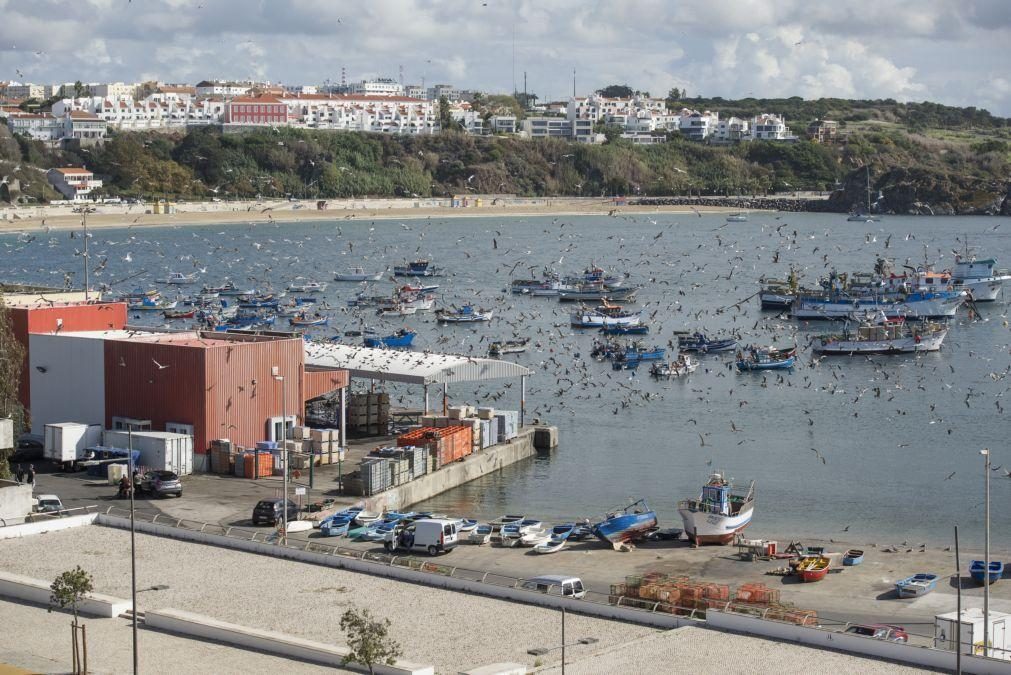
[591,499,658,547]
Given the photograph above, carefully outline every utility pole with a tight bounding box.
[955,524,962,675]
[572,69,576,98]
[982,447,991,658]
[127,424,138,674]
[276,371,288,544]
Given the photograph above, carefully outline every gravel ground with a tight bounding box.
[538,625,938,675]
[0,526,655,673]
[1,598,338,674]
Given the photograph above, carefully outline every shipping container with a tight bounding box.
[44,423,103,463]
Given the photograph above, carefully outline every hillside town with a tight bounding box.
[0,76,832,148]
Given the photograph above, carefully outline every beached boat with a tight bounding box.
[796,556,831,582]
[436,306,493,323]
[520,529,552,547]
[499,524,524,547]
[970,560,1004,585]
[158,271,198,284]
[678,333,738,353]
[488,338,529,356]
[468,524,493,545]
[334,267,384,282]
[286,280,327,293]
[735,350,795,371]
[591,499,658,546]
[649,355,697,378]
[895,573,938,598]
[843,549,865,566]
[678,473,755,545]
[364,329,416,349]
[813,319,948,355]
[354,510,381,526]
[319,515,353,537]
[393,260,442,277]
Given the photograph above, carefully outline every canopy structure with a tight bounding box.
[304,342,534,422]
[304,342,533,385]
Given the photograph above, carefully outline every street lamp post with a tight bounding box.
[127,424,138,674]
[982,447,991,657]
[274,371,288,544]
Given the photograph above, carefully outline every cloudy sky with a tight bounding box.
[1,0,1010,114]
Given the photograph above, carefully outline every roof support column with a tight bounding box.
[339,387,347,448]
[520,375,527,427]
[423,384,429,415]
[442,382,448,416]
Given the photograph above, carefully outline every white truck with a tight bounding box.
[43,423,102,470]
[101,430,193,476]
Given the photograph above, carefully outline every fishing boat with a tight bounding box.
[591,499,658,546]
[736,350,795,371]
[468,524,493,545]
[847,166,881,222]
[377,304,418,317]
[511,278,560,295]
[678,473,755,545]
[436,306,493,323]
[617,345,666,362]
[649,355,697,378]
[599,324,650,335]
[759,270,801,310]
[970,560,1004,585]
[239,295,281,309]
[129,297,177,311]
[678,333,738,353]
[950,250,1010,302]
[533,539,567,554]
[813,318,948,355]
[790,288,966,321]
[319,515,353,537]
[571,302,641,328]
[287,280,327,293]
[163,308,196,320]
[218,284,257,297]
[520,529,552,547]
[157,271,197,284]
[796,556,831,582]
[393,259,443,277]
[726,213,748,222]
[364,329,416,348]
[895,573,938,598]
[334,267,384,282]
[488,338,529,356]
[499,523,524,547]
[843,549,865,566]
[558,284,638,303]
[289,314,328,327]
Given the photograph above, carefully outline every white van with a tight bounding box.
[520,575,586,599]
[384,518,459,556]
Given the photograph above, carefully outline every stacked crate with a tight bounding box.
[397,425,473,468]
[360,457,390,496]
[612,574,809,621]
[494,410,519,442]
[348,393,391,434]
[210,439,234,475]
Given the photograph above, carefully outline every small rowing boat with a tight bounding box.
[842,549,865,566]
[970,560,1004,585]
[895,573,938,598]
[488,338,529,356]
[796,556,831,582]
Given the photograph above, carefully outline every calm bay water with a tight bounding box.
[5,210,1010,548]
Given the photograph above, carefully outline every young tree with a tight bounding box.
[340,607,402,675]
[0,291,26,479]
[50,566,95,674]
[596,84,634,98]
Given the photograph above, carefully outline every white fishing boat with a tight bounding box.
[813,318,948,354]
[377,304,418,317]
[649,355,698,378]
[158,272,198,284]
[403,294,436,311]
[334,267,384,282]
[790,290,966,320]
[436,305,493,323]
[520,529,552,547]
[950,251,1010,302]
[726,213,748,222]
[287,280,327,293]
[678,473,755,545]
[468,524,493,545]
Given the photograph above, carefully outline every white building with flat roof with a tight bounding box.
[194,80,252,97]
[46,167,103,200]
[750,113,793,140]
[676,108,719,141]
[91,82,138,98]
[348,78,404,97]
[715,116,750,142]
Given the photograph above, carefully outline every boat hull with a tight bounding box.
[678,503,753,545]
[591,511,658,545]
[791,292,965,320]
[814,329,947,354]
[959,279,1002,302]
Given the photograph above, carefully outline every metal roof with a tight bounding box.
[303,342,533,386]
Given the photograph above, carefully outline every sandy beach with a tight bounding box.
[0,196,800,233]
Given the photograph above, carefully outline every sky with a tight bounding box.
[1,0,1010,115]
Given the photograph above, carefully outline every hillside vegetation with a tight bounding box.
[1,96,1009,214]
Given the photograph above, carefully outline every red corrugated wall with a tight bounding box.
[303,368,349,402]
[10,302,127,411]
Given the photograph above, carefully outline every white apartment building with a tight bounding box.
[348,78,404,97]
[54,96,222,130]
[488,115,517,134]
[46,167,103,200]
[676,108,719,141]
[6,113,63,141]
[91,82,138,98]
[404,84,426,100]
[5,83,47,100]
[450,109,484,134]
[522,117,598,142]
[194,80,252,97]
[714,116,750,142]
[569,94,667,123]
[750,113,793,140]
[281,93,437,134]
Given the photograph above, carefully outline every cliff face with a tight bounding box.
[827,167,1010,216]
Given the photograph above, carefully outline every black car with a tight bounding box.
[251,498,298,526]
[9,438,44,463]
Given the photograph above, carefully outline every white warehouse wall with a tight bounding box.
[28,334,106,435]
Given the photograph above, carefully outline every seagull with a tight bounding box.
[152,358,170,370]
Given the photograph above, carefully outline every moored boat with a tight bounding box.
[678,333,738,353]
[726,213,748,222]
[599,324,649,335]
[735,349,795,371]
[334,267,384,282]
[813,318,948,355]
[649,355,697,378]
[950,251,1010,302]
[558,284,638,303]
[796,556,831,582]
[364,329,416,349]
[591,499,658,546]
[286,280,327,293]
[289,314,328,327]
[488,338,529,356]
[436,305,493,323]
[895,573,938,598]
[158,271,198,284]
[678,473,755,545]
[393,259,442,277]
[163,308,196,319]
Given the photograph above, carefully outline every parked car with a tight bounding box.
[137,470,182,498]
[10,437,44,463]
[520,575,586,599]
[843,623,909,643]
[383,518,458,556]
[34,494,65,515]
[251,498,298,526]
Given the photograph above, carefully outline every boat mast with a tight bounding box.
[865,166,871,213]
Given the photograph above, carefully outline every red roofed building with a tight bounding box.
[224,95,287,125]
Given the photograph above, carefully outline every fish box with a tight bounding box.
[433,416,449,428]
[477,407,496,420]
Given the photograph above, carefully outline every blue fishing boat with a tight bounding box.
[736,350,795,371]
[843,549,865,566]
[591,499,658,546]
[393,259,443,277]
[319,515,353,537]
[289,315,328,327]
[970,560,1004,585]
[600,324,650,335]
[895,573,938,598]
[364,329,416,348]
[678,333,738,353]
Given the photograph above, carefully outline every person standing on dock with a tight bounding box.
[26,465,35,487]
[14,464,24,484]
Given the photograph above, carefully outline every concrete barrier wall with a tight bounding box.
[0,481,33,522]
[0,570,131,618]
[707,610,1011,674]
[145,608,433,675]
[97,514,685,630]
[366,429,537,512]
[0,512,97,539]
